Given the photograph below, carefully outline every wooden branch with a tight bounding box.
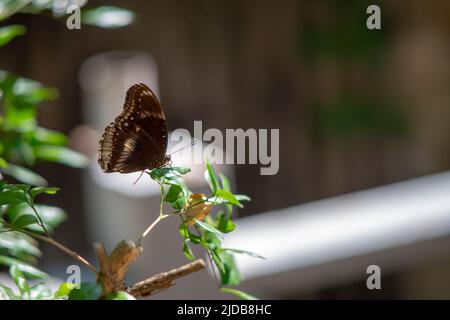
[94,243,113,294]
[95,240,142,295]
[126,259,206,297]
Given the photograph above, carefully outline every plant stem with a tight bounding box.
[27,201,50,237]
[21,229,97,273]
[135,183,168,246]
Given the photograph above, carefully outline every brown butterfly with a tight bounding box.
[98,83,170,173]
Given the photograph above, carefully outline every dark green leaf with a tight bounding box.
[7,204,66,230]
[68,282,103,300]
[33,146,88,168]
[82,6,135,29]
[105,291,136,300]
[223,248,265,259]
[220,288,258,300]
[149,168,171,180]
[0,189,27,205]
[204,160,219,194]
[12,214,38,228]
[0,25,26,46]
[164,184,186,210]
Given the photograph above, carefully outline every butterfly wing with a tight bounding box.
[98,83,169,173]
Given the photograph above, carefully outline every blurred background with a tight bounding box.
[1,0,450,299]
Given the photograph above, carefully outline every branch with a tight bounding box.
[95,240,142,295]
[21,230,97,273]
[126,259,206,297]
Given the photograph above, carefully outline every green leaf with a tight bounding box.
[216,189,241,206]
[216,212,235,233]
[164,184,186,210]
[219,173,231,191]
[179,223,189,239]
[105,291,136,300]
[12,214,38,228]
[149,168,171,180]
[219,173,233,214]
[32,127,67,146]
[0,157,7,168]
[194,218,223,239]
[0,1,32,21]
[179,223,201,244]
[204,160,219,194]
[25,205,66,231]
[0,284,18,300]
[182,240,195,261]
[0,163,47,186]
[0,255,47,279]
[215,249,241,285]
[54,282,77,299]
[210,249,226,274]
[0,25,26,47]
[7,203,66,231]
[170,167,191,175]
[9,265,30,298]
[220,288,258,300]
[29,186,59,199]
[33,146,88,168]
[82,6,135,29]
[29,283,52,299]
[0,189,27,205]
[68,282,103,300]
[0,231,41,258]
[235,194,251,202]
[223,248,265,259]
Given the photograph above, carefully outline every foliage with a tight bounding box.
[0,0,260,300]
[151,160,262,291]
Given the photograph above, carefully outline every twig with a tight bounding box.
[27,201,50,237]
[135,214,168,246]
[126,259,206,297]
[20,230,97,273]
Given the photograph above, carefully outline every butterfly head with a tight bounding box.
[157,155,172,168]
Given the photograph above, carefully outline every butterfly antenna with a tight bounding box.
[133,170,145,185]
[169,139,198,156]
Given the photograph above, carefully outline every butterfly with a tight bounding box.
[98,83,170,174]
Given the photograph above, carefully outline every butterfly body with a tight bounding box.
[98,83,170,173]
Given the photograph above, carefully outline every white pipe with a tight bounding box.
[223,171,450,280]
